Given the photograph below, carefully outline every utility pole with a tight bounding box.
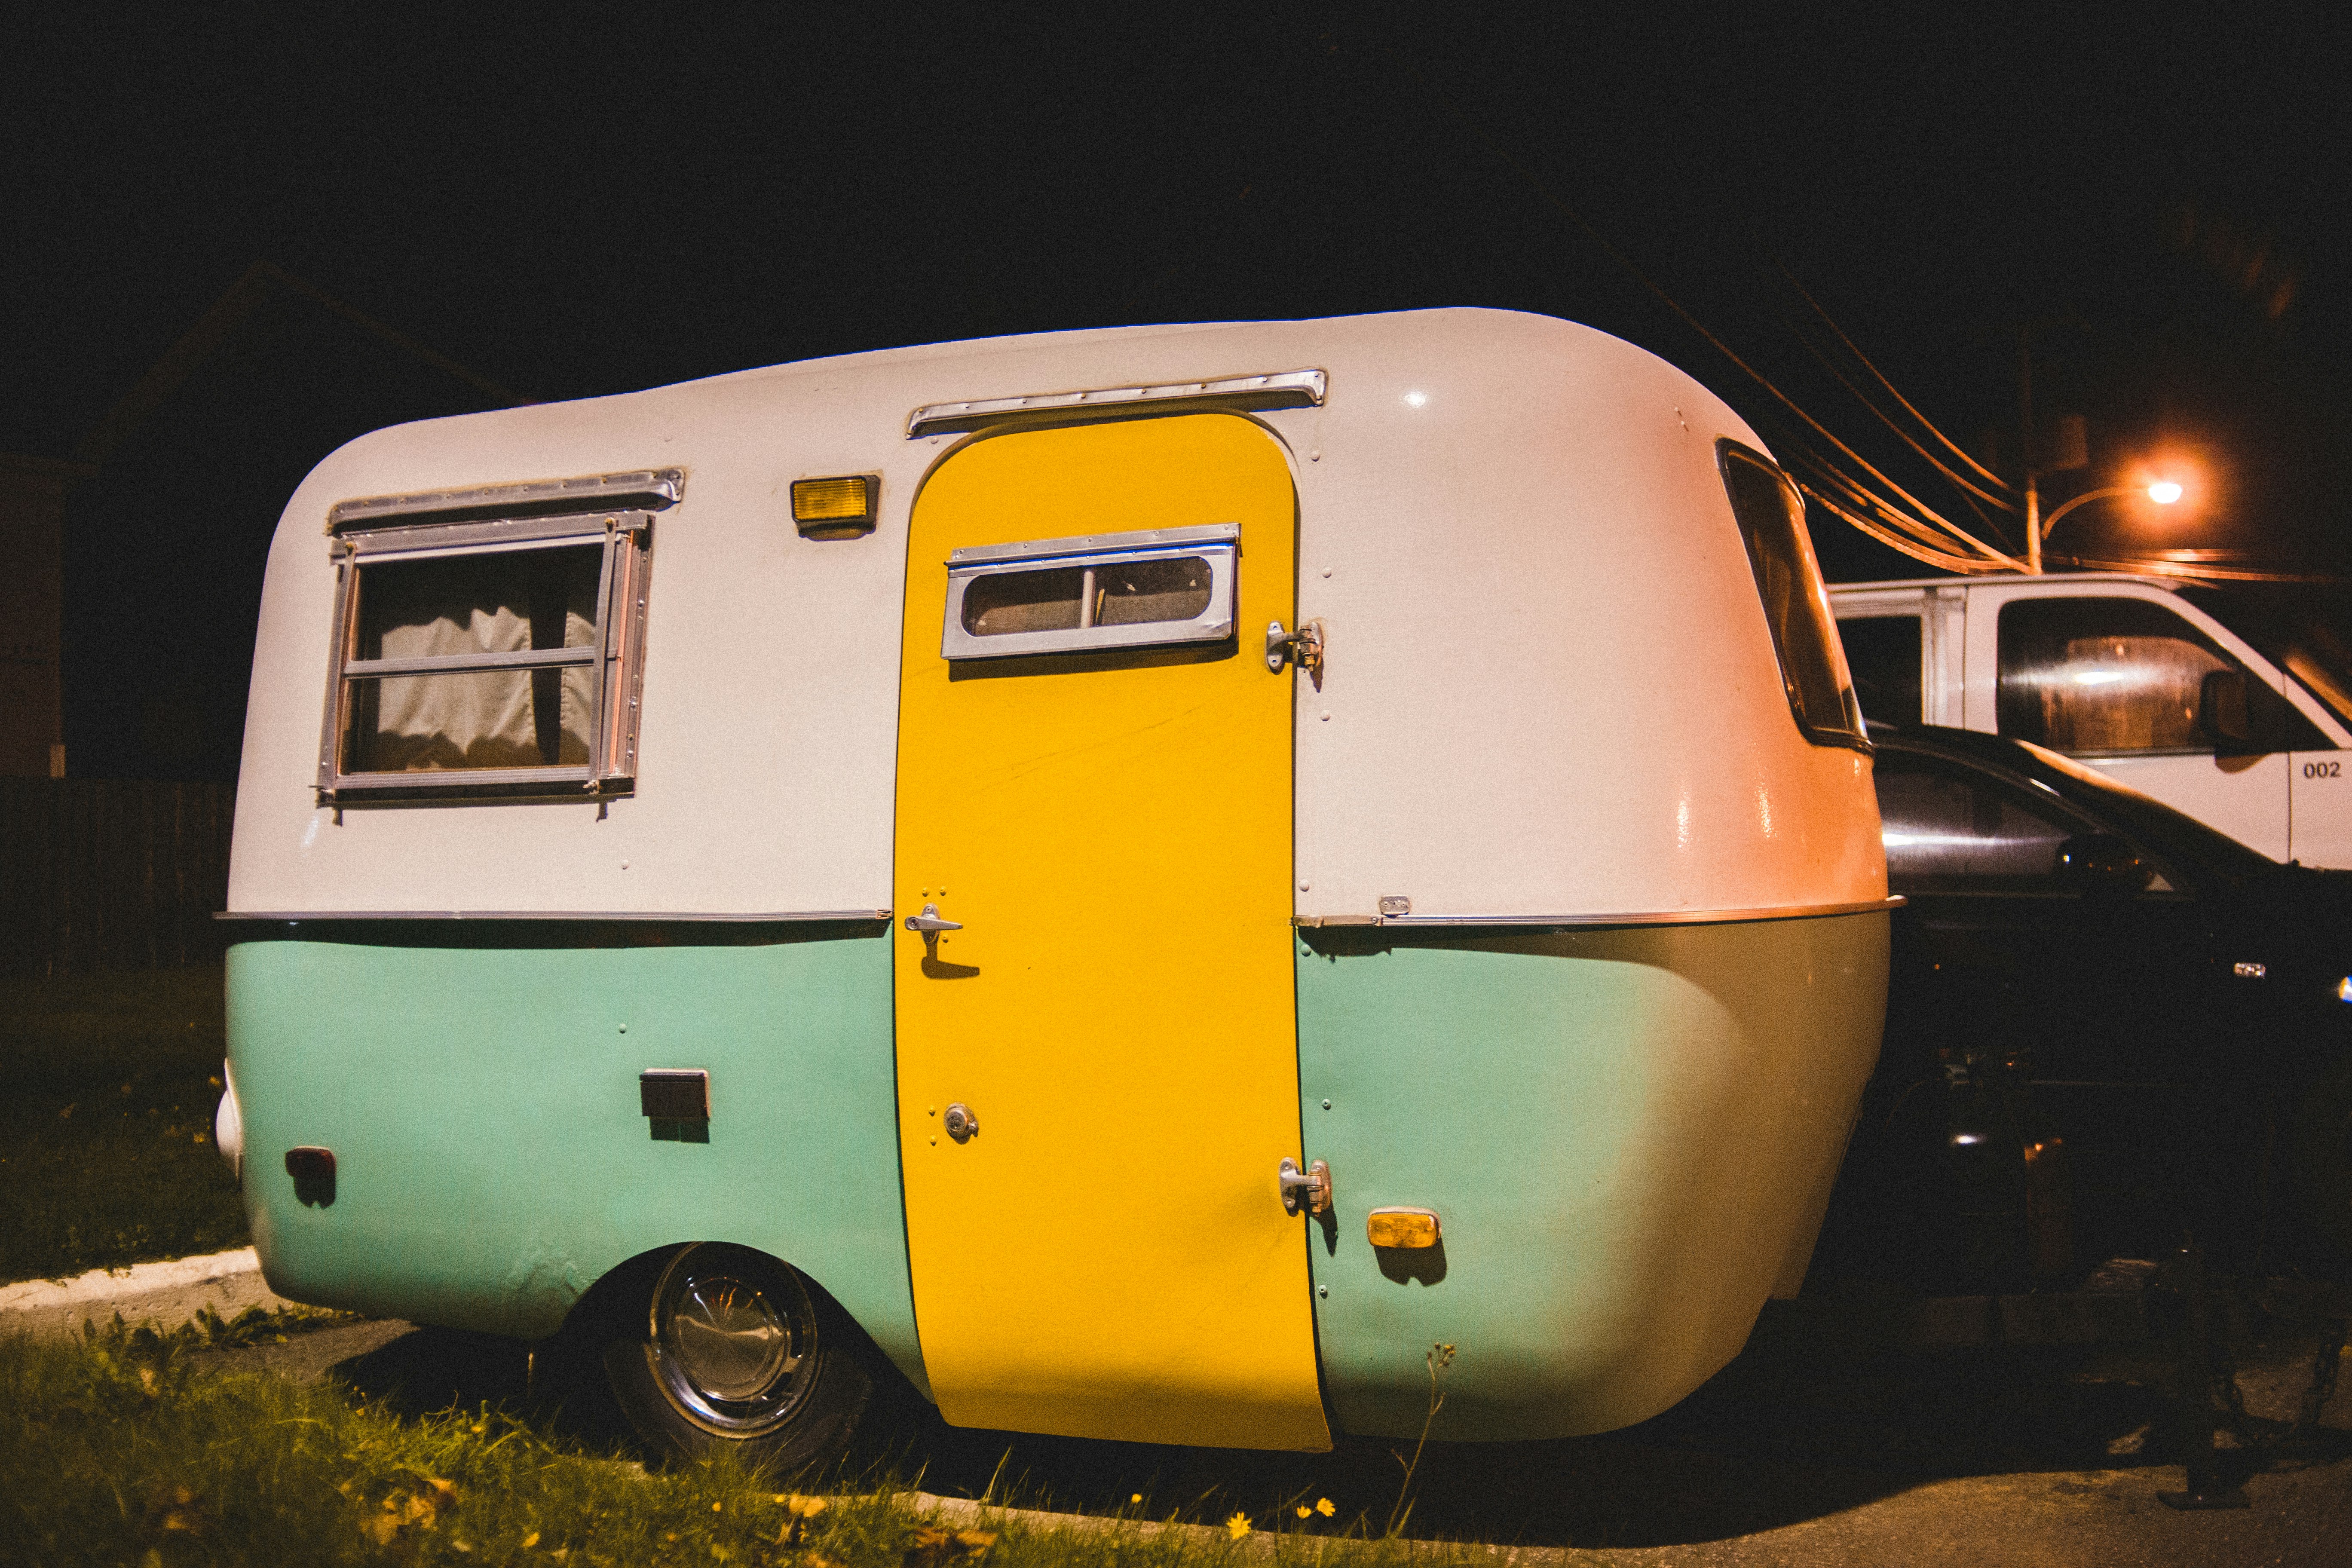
[2020,326,2041,574]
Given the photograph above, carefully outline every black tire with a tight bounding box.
[601,1243,872,1473]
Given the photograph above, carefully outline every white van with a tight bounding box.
[1831,572,2352,867]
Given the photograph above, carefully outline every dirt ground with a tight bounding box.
[215,1301,2352,1568]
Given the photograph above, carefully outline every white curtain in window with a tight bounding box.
[361,602,594,771]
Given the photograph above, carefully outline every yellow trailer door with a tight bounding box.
[892,412,1326,1449]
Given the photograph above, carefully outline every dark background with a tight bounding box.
[7,5,2347,780]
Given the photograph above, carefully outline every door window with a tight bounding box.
[1997,596,2321,756]
[940,525,1237,660]
[1840,615,1924,726]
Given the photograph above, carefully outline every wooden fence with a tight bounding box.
[0,778,235,976]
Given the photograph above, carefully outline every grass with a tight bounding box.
[0,1322,1492,1568]
[0,966,248,1283]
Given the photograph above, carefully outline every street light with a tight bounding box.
[2036,478,2187,553]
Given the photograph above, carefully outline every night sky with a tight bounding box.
[8,6,2348,779]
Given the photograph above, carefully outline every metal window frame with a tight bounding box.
[316,476,664,800]
[1716,439,1872,754]
[940,524,1239,661]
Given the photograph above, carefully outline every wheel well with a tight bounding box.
[553,1243,873,1352]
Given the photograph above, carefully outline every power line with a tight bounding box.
[1778,266,2015,497]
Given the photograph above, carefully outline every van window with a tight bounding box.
[1997,596,2323,756]
[1839,615,1924,726]
[2180,584,2352,735]
[320,510,652,796]
[1716,441,1868,748]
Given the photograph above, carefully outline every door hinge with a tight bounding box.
[1266,620,1324,686]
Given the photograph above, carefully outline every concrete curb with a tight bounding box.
[899,1493,1533,1562]
[906,1492,1234,1550]
[0,1247,301,1340]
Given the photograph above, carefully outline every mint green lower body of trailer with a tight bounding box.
[229,910,1885,1444]
[1296,912,1890,1441]
[224,928,927,1396]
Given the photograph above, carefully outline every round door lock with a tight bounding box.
[943,1102,978,1144]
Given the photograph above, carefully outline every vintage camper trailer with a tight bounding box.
[219,308,1891,1464]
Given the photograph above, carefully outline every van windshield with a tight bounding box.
[2180,585,2352,732]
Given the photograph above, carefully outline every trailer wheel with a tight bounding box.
[602,1243,871,1471]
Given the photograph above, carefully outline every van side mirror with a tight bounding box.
[2055,832,2153,895]
[2199,669,2256,752]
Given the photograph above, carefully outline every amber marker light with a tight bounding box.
[791,475,878,539]
[1366,1207,1442,1248]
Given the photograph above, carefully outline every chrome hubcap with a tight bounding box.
[648,1244,818,1435]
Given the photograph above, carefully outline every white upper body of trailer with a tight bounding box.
[229,307,1886,926]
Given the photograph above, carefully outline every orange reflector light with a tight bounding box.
[1366,1207,1441,1249]
[790,475,876,537]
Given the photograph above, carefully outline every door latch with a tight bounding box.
[943,1102,978,1143]
[1278,1156,1332,1216]
[905,903,962,933]
[1265,620,1324,683]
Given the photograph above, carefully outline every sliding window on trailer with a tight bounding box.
[314,471,667,799]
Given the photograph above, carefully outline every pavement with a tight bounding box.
[7,1257,2347,1565]
[0,1246,303,1339]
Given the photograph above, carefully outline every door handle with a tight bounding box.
[1278,1156,1332,1216]
[905,903,962,933]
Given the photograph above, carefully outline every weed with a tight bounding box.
[192,1302,367,1349]
[1382,1343,1455,1538]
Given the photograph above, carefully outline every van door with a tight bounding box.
[1968,585,2308,859]
[2291,751,2352,867]
[891,413,1328,1450]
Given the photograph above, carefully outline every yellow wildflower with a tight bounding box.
[1226,1513,1250,1540]
[1315,1498,1336,1517]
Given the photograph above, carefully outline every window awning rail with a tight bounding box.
[328,469,681,531]
[906,370,1325,438]
[333,510,648,560]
